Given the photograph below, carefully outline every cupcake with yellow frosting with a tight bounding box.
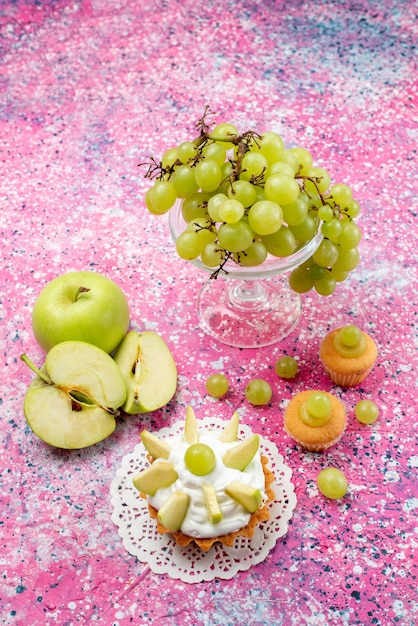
[284,390,346,452]
[319,324,378,387]
[132,408,275,551]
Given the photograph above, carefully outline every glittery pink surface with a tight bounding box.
[1,1,417,624]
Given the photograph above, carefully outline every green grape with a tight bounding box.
[318,205,334,222]
[333,246,360,271]
[289,214,318,242]
[184,443,216,476]
[275,356,298,379]
[330,183,352,206]
[288,266,314,293]
[202,142,227,167]
[245,379,272,406]
[240,151,268,181]
[207,193,228,221]
[145,188,167,215]
[218,198,245,224]
[194,158,223,192]
[321,218,343,241]
[279,149,299,173]
[339,324,362,346]
[313,239,339,267]
[306,392,332,419]
[317,468,348,499]
[355,400,379,424]
[257,131,285,163]
[161,147,178,169]
[182,192,211,222]
[177,141,198,163]
[262,226,297,257]
[248,200,283,236]
[329,266,349,282]
[234,240,268,266]
[289,147,313,174]
[187,217,217,246]
[314,273,337,296]
[264,173,301,205]
[217,221,254,252]
[206,373,229,398]
[176,231,203,260]
[148,180,177,214]
[226,180,257,207]
[281,195,309,226]
[309,263,327,280]
[171,164,199,197]
[265,161,296,179]
[337,220,362,249]
[210,122,239,149]
[345,199,360,218]
[304,166,331,194]
[201,242,226,267]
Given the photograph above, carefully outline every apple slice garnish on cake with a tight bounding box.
[157,491,190,531]
[219,411,240,442]
[225,482,263,513]
[202,483,223,524]
[222,434,260,470]
[133,462,178,496]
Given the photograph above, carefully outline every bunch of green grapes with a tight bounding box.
[141,107,361,296]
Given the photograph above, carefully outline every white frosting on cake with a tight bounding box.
[147,429,266,538]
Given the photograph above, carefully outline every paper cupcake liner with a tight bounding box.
[284,422,346,452]
[323,364,373,387]
[110,417,297,583]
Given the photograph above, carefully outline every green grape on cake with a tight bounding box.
[140,107,362,295]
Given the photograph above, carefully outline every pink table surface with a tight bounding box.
[1,0,417,624]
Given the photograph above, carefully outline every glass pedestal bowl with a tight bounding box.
[169,203,323,348]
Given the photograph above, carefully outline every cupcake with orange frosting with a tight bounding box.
[319,324,378,387]
[284,390,346,452]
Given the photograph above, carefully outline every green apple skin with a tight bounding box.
[222,434,260,471]
[113,330,177,414]
[32,271,130,354]
[22,341,127,449]
[157,491,190,531]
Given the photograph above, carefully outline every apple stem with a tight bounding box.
[20,354,52,384]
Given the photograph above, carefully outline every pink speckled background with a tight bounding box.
[1,0,417,624]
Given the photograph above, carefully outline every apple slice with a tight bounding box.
[222,434,260,471]
[225,482,263,513]
[113,331,177,414]
[202,483,223,524]
[157,491,190,531]
[140,430,171,460]
[21,341,126,449]
[184,406,199,444]
[132,462,178,496]
[219,411,240,442]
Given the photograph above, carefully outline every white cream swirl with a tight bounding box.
[147,430,266,538]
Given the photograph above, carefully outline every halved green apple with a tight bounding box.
[113,331,177,414]
[21,341,127,449]
[157,490,190,531]
[222,434,260,471]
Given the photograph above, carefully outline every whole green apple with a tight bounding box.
[32,271,130,354]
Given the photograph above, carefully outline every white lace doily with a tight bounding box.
[110,417,297,583]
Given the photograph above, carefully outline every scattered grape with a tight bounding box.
[317,468,348,499]
[275,356,298,379]
[141,108,362,295]
[245,379,272,405]
[184,443,216,476]
[206,374,229,398]
[355,400,379,424]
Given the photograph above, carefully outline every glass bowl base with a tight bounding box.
[196,275,301,348]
